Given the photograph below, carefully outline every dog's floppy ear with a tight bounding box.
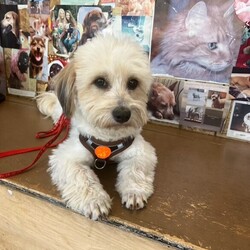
[51,61,76,118]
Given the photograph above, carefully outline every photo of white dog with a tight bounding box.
[36,35,157,220]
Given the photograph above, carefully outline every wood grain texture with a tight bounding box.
[0,186,172,250]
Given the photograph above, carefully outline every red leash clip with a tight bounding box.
[0,114,70,179]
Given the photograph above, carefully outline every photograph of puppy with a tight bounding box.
[36,35,157,220]
[78,7,111,45]
[9,49,29,89]
[29,36,46,79]
[210,92,226,109]
[147,81,176,120]
[0,8,21,49]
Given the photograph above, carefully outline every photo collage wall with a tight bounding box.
[0,0,250,142]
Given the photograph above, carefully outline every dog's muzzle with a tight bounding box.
[112,106,131,123]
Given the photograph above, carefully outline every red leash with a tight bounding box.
[0,114,70,179]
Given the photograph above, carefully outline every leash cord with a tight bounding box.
[0,114,70,179]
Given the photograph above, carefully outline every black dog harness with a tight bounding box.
[79,135,134,169]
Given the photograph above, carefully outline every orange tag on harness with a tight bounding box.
[94,146,112,159]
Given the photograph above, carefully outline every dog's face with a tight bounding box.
[211,92,219,101]
[1,11,18,35]
[18,51,29,73]
[149,82,176,120]
[53,35,152,130]
[84,10,107,38]
[49,63,63,79]
[30,36,45,64]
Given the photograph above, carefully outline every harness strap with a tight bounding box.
[79,135,134,169]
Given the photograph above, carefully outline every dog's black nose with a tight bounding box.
[112,106,131,123]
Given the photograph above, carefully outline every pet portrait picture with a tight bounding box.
[150,0,244,83]
[0,5,21,49]
[227,100,250,141]
[180,80,230,132]
[147,76,184,125]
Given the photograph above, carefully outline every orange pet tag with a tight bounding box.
[94,146,112,160]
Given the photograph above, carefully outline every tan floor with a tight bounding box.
[0,96,250,250]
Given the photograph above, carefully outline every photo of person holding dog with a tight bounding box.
[52,6,81,56]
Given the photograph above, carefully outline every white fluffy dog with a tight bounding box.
[36,35,157,220]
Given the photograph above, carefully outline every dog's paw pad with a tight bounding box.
[122,193,147,210]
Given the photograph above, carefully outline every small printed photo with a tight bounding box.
[203,108,223,127]
[233,25,250,71]
[8,48,29,90]
[229,73,250,101]
[0,5,21,49]
[206,90,227,109]
[184,105,204,123]
[28,0,50,15]
[116,0,155,16]
[29,14,50,38]
[29,36,48,81]
[147,76,184,124]
[77,6,112,46]
[121,15,152,53]
[229,101,250,133]
[186,87,206,106]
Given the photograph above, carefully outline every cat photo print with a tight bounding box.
[150,0,244,83]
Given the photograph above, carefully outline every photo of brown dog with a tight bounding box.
[80,8,108,45]
[0,9,20,49]
[29,36,46,79]
[147,81,176,120]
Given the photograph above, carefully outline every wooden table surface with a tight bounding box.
[0,96,250,250]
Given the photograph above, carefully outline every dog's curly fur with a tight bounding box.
[36,35,157,220]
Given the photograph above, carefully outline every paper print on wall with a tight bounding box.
[77,5,112,45]
[147,76,184,125]
[116,0,155,16]
[150,0,244,84]
[180,81,230,132]
[229,73,250,100]
[121,15,152,53]
[0,5,21,49]
[227,100,250,141]
[5,48,36,97]
[233,23,250,73]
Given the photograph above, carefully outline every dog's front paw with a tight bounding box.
[66,189,112,220]
[121,192,148,210]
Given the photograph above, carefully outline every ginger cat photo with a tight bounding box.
[150,0,243,83]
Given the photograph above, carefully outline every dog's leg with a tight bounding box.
[49,138,112,220]
[36,92,63,123]
[115,135,157,210]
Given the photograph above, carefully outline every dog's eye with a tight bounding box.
[127,79,139,90]
[94,78,109,89]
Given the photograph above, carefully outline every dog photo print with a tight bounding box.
[147,76,184,125]
[0,5,21,49]
[230,73,250,101]
[180,81,230,132]
[150,0,244,84]
[227,100,250,141]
